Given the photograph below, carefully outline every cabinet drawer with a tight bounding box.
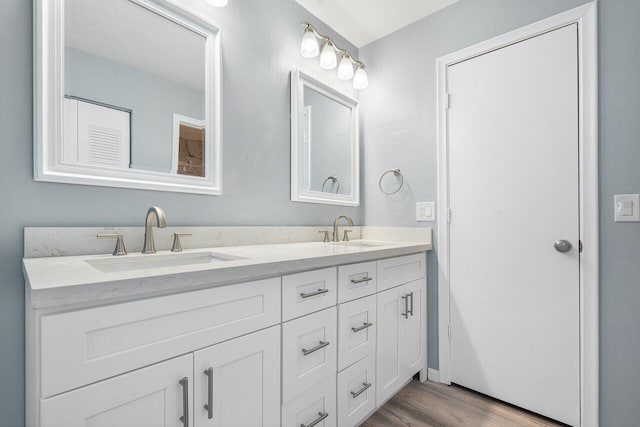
[377,253,426,292]
[282,307,337,403]
[338,261,377,303]
[40,278,281,397]
[338,295,376,371]
[41,353,193,427]
[337,354,376,427]
[282,268,337,321]
[282,376,336,427]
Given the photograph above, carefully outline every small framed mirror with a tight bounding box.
[34,0,221,194]
[291,69,359,206]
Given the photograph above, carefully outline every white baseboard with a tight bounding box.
[427,368,440,382]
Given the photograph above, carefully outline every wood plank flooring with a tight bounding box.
[361,380,565,427]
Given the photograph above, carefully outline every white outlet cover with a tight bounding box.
[416,201,435,222]
[614,194,640,222]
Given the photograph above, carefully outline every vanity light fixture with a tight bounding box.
[300,22,368,89]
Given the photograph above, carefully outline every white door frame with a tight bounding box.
[436,3,598,426]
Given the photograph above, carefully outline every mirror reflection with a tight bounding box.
[304,87,352,195]
[64,0,206,174]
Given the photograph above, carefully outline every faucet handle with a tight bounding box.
[318,230,331,243]
[342,229,353,242]
[171,232,192,252]
[97,234,127,256]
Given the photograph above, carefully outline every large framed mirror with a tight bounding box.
[291,69,359,206]
[34,0,221,194]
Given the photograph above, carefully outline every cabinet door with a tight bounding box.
[376,285,405,405]
[194,326,280,427]
[41,354,193,427]
[401,279,426,378]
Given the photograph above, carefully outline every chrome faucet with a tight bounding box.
[332,215,354,242]
[142,207,167,254]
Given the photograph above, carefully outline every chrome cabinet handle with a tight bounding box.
[401,294,409,319]
[350,382,372,398]
[204,368,213,419]
[350,276,373,284]
[351,322,373,332]
[300,288,329,299]
[302,341,330,356]
[554,239,573,253]
[408,292,414,317]
[179,377,189,427]
[301,412,329,427]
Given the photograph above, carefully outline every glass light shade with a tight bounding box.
[337,55,354,80]
[300,30,319,58]
[353,66,368,89]
[319,42,337,70]
[206,0,228,6]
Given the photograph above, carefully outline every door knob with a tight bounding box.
[554,240,572,253]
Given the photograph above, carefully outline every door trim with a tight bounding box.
[435,3,598,426]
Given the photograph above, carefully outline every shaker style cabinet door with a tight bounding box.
[193,326,281,427]
[376,285,405,404]
[376,279,427,405]
[40,354,193,427]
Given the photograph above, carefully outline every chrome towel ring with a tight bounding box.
[379,168,404,195]
[322,176,341,193]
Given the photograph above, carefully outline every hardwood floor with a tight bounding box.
[361,380,565,427]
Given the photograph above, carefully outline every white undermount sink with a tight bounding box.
[331,241,386,247]
[86,251,244,273]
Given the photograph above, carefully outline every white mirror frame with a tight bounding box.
[290,69,360,206]
[34,0,222,195]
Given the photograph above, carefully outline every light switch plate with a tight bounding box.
[614,194,640,222]
[416,202,435,222]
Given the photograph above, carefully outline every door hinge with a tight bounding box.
[445,93,451,110]
[447,208,452,224]
[579,240,583,253]
[448,324,451,341]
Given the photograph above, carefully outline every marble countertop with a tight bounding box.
[24,239,431,309]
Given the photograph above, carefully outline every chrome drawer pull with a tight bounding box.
[401,294,409,319]
[179,377,189,427]
[350,382,372,398]
[302,340,330,356]
[351,322,373,332]
[301,411,329,427]
[204,368,213,419]
[350,276,373,284]
[300,288,329,299]
[408,291,414,316]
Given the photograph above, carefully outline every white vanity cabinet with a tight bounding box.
[26,249,428,427]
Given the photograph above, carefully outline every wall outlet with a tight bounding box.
[416,202,435,221]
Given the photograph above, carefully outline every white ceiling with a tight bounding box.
[65,0,206,90]
[295,0,459,48]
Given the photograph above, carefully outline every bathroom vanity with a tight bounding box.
[24,236,430,427]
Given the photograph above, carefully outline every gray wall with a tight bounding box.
[359,0,640,424]
[66,48,205,172]
[0,0,359,425]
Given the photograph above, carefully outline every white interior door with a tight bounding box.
[447,24,580,426]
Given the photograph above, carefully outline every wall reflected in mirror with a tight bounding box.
[304,87,352,196]
[63,0,205,174]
